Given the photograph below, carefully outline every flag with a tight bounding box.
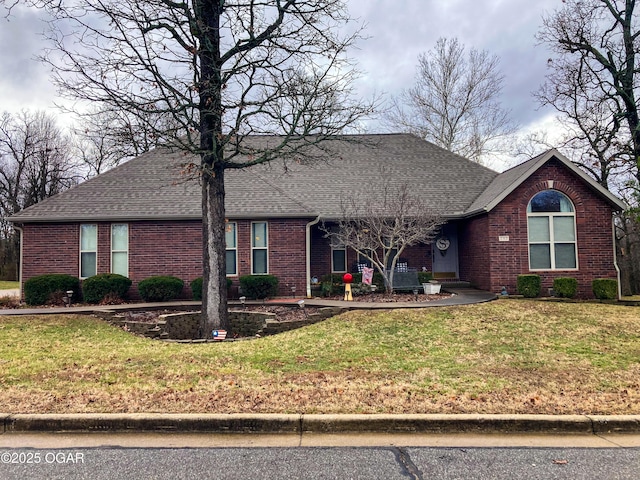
[213,330,227,341]
[362,267,374,285]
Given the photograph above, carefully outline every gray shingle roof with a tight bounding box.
[7,134,624,224]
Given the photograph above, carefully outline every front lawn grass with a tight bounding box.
[1,300,639,414]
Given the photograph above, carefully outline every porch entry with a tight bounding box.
[432,224,459,280]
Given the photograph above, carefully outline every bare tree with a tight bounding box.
[537,0,640,190]
[385,37,516,164]
[3,0,374,333]
[74,107,183,178]
[0,110,81,279]
[322,179,444,294]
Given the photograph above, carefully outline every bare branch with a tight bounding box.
[537,0,640,194]
[384,37,516,164]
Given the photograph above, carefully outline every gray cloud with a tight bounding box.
[0,1,561,132]
[0,6,58,113]
[347,0,561,129]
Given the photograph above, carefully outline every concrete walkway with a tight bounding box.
[0,287,496,316]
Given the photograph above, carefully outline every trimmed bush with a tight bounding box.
[516,274,541,298]
[592,278,618,300]
[24,274,80,306]
[191,277,233,300]
[553,277,578,298]
[82,273,132,304]
[239,275,279,299]
[190,277,203,301]
[138,276,184,302]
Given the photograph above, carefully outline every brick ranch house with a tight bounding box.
[8,133,626,299]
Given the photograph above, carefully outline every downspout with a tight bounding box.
[612,216,622,300]
[306,216,321,298]
[14,225,23,301]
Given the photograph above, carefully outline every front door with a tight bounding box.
[432,224,459,280]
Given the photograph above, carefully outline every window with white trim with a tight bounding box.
[527,190,577,270]
[251,222,268,274]
[111,224,128,277]
[331,242,347,273]
[328,226,346,273]
[225,222,237,276]
[80,224,97,278]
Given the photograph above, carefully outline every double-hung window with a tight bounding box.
[527,190,577,270]
[251,222,268,274]
[80,224,97,278]
[111,224,129,277]
[226,222,238,276]
[329,226,347,273]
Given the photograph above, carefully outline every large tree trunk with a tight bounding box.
[197,0,228,336]
[201,163,229,335]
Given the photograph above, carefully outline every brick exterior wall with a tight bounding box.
[21,218,310,300]
[459,159,618,298]
[459,215,491,289]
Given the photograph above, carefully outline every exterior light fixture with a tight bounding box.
[240,296,246,309]
[413,288,419,302]
[66,290,74,307]
[297,299,308,318]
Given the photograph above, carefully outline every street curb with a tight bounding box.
[2,414,301,434]
[4,413,640,435]
[301,414,594,434]
[589,415,640,434]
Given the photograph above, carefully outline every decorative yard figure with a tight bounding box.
[343,273,353,301]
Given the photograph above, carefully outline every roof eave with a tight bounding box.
[8,212,320,224]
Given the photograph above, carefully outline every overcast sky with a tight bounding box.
[0,0,561,144]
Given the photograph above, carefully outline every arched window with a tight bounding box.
[527,190,577,270]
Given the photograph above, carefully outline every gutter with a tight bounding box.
[305,216,322,298]
[613,216,622,300]
[14,225,23,301]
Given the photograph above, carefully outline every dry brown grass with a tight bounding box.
[1,300,639,414]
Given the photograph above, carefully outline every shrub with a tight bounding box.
[417,271,433,284]
[138,276,184,302]
[516,274,541,298]
[82,273,132,304]
[553,277,578,298]
[191,277,203,301]
[239,275,279,299]
[321,281,334,297]
[320,271,386,295]
[592,278,618,300]
[24,274,80,306]
[191,277,233,300]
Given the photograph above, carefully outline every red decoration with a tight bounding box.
[343,273,353,284]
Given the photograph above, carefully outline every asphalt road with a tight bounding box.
[1,445,639,479]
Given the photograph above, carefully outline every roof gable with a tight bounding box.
[465,149,626,215]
